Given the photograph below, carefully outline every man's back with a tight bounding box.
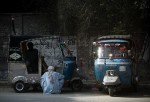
[41,70,64,94]
[24,42,38,73]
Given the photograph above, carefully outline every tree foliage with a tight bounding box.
[1,0,148,36]
[58,0,150,35]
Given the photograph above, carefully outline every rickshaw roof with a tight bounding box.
[98,35,131,40]
[9,36,60,48]
[98,39,129,43]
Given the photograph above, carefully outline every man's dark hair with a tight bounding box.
[25,41,38,73]
[27,42,34,49]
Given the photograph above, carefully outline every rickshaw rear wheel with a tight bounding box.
[13,81,26,93]
[108,87,114,96]
[71,80,83,91]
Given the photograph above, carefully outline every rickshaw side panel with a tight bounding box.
[9,63,27,82]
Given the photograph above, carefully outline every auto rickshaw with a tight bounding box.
[9,36,83,93]
[60,43,83,91]
[92,35,138,96]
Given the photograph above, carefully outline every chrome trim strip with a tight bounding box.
[96,61,131,65]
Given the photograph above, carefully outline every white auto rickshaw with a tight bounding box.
[9,36,83,93]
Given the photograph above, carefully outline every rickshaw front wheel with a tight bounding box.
[13,81,26,93]
[108,87,114,96]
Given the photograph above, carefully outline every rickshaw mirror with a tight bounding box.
[93,52,97,59]
[93,42,96,45]
[128,50,131,57]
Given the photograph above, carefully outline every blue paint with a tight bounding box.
[94,58,132,86]
[93,35,135,94]
[63,57,77,80]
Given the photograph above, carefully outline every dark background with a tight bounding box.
[0,0,150,83]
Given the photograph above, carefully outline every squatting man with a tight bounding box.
[40,66,64,94]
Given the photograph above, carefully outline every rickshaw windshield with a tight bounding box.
[94,42,130,58]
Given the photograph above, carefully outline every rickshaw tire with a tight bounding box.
[71,80,83,91]
[13,81,26,93]
[108,87,114,96]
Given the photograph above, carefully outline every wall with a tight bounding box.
[0,14,10,80]
[0,13,59,80]
[0,13,95,81]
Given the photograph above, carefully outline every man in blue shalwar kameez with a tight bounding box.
[41,66,64,94]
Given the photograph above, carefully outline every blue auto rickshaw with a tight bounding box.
[60,43,83,91]
[92,35,138,96]
[62,56,83,91]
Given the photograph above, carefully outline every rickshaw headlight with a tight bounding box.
[76,68,79,71]
[109,53,113,57]
[119,66,126,71]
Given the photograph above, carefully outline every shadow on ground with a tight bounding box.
[109,85,150,98]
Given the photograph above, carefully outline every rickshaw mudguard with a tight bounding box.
[12,76,28,84]
[71,77,81,82]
